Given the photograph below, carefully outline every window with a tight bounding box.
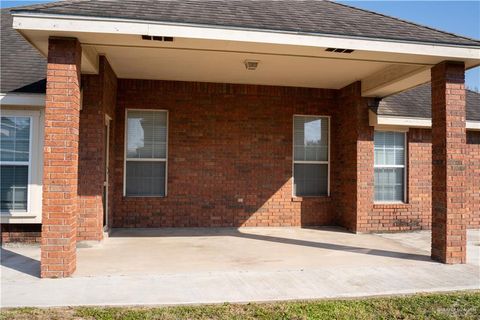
[0,116,31,212]
[467,131,480,145]
[293,115,329,196]
[374,131,406,202]
[125,110,168,197]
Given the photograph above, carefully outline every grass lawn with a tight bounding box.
[1,291,479,320]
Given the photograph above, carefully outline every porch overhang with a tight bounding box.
[12,12,480,98]
[368,111,480,131]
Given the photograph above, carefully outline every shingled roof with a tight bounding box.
[2,3,480,122]
[1,8,46,93]
[376,84,480,122]
[11,0,480,47]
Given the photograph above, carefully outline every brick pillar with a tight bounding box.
[335,82,373,232]
[431,61,467,264]
[41,38,82,278]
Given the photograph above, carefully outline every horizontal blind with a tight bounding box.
[0,116,30,162]
[127,110,167,160]
[125,110,168,197]
[374,131,405,202]
[0,165,28,211]
[374,131,404,166]
[293,116,329,196]
[294,116,328,162]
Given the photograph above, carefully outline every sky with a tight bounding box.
[1,0,479,91]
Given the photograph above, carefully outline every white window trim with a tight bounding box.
[0,93,45,107]
[123,108,169,197]
[373,130,408,204]
[0,109,43,223]
[292,115,331,197]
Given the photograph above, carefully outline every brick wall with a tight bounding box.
[112,80,337,228]
[365,128,433,232]
[1,224,41,244]
[78,57,117,241]
[2,76,478,242]
[466,131,480,228]
[333,83,360,231]
[333,82,375,233]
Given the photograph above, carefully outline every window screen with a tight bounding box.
[293,116,329,196]
[125,110,167,196]
[374,131,405,202]
[0,116,30,211]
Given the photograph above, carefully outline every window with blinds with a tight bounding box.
[125,110,168,197]
[374,131,406,202]
[0,116,31,211]
[293,115,329,196]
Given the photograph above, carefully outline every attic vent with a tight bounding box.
[244,60,259,70]
[141,35,174,42]
[325,48,354,54]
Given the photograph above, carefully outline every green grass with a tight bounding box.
[2,291,479,320]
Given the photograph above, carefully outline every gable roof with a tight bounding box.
[377,84,480,122]
[1,8,46,93]
[11,0,480,47]
[2,3,479,121]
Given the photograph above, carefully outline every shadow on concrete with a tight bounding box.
[109,227,431,262]
[0,247,40,278]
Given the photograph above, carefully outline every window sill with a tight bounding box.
[373,202,409,209]
[1,211,35,217]
[292,196,330,202]
[123,195,167,199]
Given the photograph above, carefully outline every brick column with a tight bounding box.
[431,61,467,264]
[335,82,373,232]
[41,38,82,278]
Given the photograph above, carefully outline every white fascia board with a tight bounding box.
[370,110,480,130]
[12,13,480,60]
[369,110,431,128]
[0,93,45,106]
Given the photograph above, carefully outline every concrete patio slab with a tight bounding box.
[1,228,479,308]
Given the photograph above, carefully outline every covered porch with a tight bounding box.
[10,5,480,278]
[2,227,480,307]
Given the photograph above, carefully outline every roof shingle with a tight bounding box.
[11,0,480,47]
[377,84,480,121]
[1,8,46,93]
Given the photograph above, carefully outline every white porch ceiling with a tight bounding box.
[92,44,389,89]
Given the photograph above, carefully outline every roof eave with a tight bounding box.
[11,11,480,53]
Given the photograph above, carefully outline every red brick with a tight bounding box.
[40,37,82,278]
[431,61,467,264]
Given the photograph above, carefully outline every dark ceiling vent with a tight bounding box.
[325,48,354,54]
[141,35,174,42]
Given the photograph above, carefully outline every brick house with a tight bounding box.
[0,0,479,278]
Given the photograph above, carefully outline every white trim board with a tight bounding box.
[369,110,480,131]
[0,93,45,107]
[12,13,480,60]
